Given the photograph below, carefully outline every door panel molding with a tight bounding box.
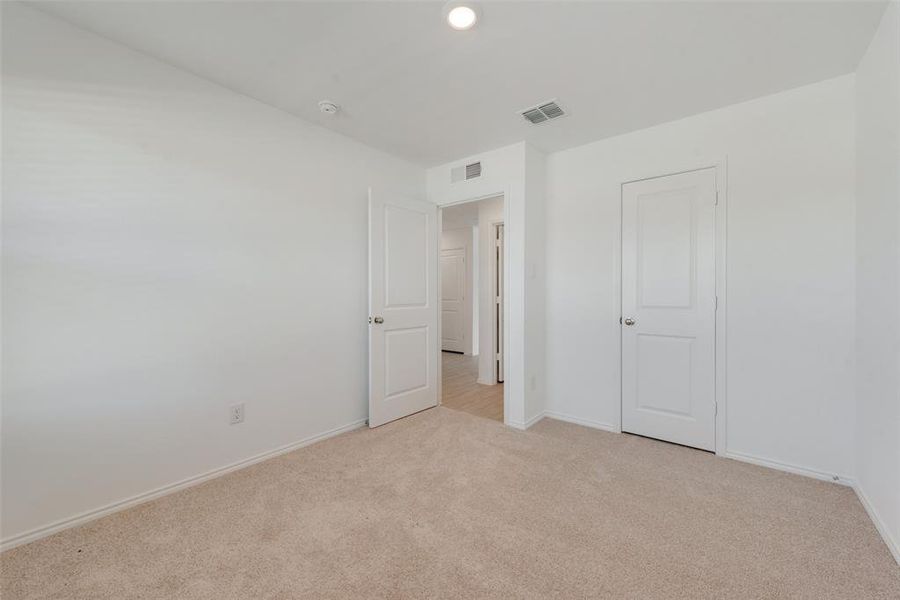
[369,189,438,428]
[615,158,728,455]
[619,166,727,454]
[440,247,466,352]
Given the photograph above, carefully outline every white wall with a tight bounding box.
[427,143,527,426]
[1,4,424,546]
[427,142,548,428]
[524,145,547,424]
[5,0,893,562]
[854,0,900,563]
[545,76,857,479]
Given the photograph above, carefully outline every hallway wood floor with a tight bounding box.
[441,352,503,422]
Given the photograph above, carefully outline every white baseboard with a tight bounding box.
[536,419,900,563]
[722,450,854,487]
[524,412,545,429]
[9,415,897,569]
[542,411,620,433]
[524,418,899,564]
[0,418,367,553]
[853,483,900,566]
[506,412,546,430]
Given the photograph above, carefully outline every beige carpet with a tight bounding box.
[2,407,898,599]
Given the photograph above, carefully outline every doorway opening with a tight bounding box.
[439,195,505,422]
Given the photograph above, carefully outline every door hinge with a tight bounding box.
[715,190,719,206]
[714,402,718,416]
[715,295,719,311]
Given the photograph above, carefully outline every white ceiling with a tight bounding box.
[33,1,886,166]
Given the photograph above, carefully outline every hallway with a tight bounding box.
[441,352,503,422]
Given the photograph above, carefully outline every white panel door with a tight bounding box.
[621,168,717,451]
[441,248,466,352]
[369,189,438,428]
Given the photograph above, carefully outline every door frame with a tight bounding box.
[492,222,504,384]
[617,158,728,456]
[436,192,510,426]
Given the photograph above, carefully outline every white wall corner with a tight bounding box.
[853,0,900,567]
[507,410,545,431]
[523,142,548,424]
[722,450,855,487]
[855,483,900,565]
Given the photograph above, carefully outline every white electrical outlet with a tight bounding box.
[229,403,244,425]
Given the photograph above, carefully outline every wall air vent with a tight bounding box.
[520,100,566,125]
[451,161,483,183]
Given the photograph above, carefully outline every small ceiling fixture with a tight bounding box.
[318,100,339,115]
[444,2,479,30]
[520,100,567,125]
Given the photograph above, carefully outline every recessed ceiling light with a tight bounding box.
[445,3,478,30]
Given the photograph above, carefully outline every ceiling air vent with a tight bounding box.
[451,161,483,183]
[520,100,566,125]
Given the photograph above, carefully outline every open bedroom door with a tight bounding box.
[368,188,438,427]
